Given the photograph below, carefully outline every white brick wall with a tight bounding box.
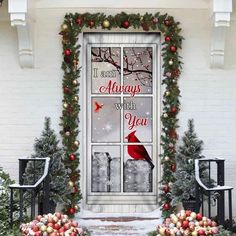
[0,4,236,214]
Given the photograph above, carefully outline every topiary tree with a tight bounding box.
[171,119,212,209]
[23,117,69,210]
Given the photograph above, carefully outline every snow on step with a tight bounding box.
[76,208,162,235]
[78,217,161,236]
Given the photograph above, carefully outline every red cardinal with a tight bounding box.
[125,130,154,169]
[94,101,104,113]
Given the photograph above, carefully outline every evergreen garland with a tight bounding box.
[59,11,183,217]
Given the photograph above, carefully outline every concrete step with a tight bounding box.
[78,217,160,236]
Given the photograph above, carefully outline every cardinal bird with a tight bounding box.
[125,130,154,169]
[94,101,104,113]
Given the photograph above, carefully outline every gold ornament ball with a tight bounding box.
[140,16,144,21]
[63,103,68,108]
[74,140,80,146]
[165,91,170,96]
[40,225,47,232]
[69,181,75,187]
[74,95,79,101]
[192,231,198,236]
[190,212,197,219]
[158,227,165,235]
[103,19,110,28]
[46,226,53,233]
[61,23,68,31]
[75,205,80,210]
[163,113,168,118]
[169,60,174,65]
[73,79,78,85]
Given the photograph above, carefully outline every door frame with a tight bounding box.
[79,32,162,210]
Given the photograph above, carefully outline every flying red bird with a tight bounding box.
[94,101,104,113]
[125,130,154,169]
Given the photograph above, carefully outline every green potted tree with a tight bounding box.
[171,119,212,211]
[23,117,69,212]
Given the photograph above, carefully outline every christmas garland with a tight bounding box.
[59,12,183,218]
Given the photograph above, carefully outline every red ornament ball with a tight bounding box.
[141,22,149,31]
[196,213,203,221]
[163,203,170,210]
[68,207,76,215]
[171,163,176,172]
[76,16,83,26]
[122,20,130,29]
[64,49,71,56]
[169,130,178,139]
[73,187,78,193]
[171,69,181,78]
[88,20,95,28]
[165,36,171,42]
[152,17,158,24]
[182,220,189,229]
[198,229,206,235]
[185,210,192,217]
[63,87,70,93]
[163,185,170,193]
[164,19,171,26]
[170,45,177,52]
[171,106,177,113]
[69,154,76,161]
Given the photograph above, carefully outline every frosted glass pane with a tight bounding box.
[92,97,121,142]
[123,97,152,143]
[123,145,153,192]
[91,47,121,94]
[92,145,121,192]
[123,47,153,94]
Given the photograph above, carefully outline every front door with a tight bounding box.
[82,33,161,212]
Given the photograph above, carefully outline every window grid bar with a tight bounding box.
[120,46,124,193]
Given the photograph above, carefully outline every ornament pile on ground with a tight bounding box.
[20,212,84,236]
[157,210,219,236]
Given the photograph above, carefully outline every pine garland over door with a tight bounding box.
[59,12,183,218]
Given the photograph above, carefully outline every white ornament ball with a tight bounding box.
[169,60,174,65]
[73,79,78,85]
[165,156,170,161]
[63,103,68,108]
[74,140,80,146]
